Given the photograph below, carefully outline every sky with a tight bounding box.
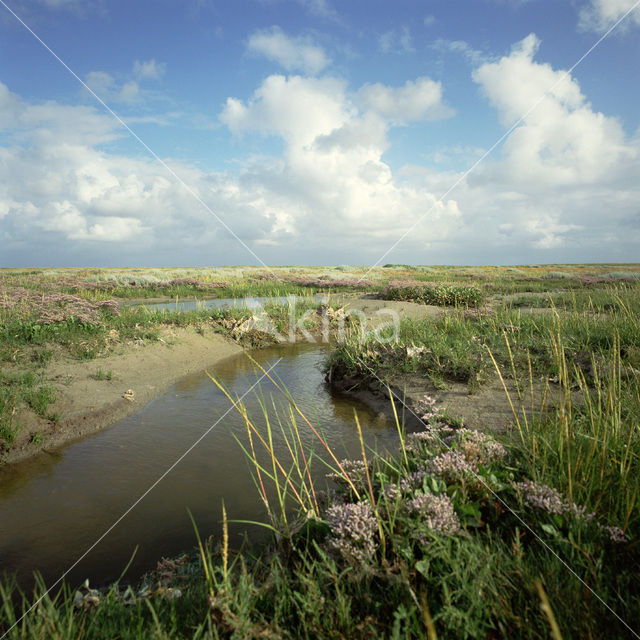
[0,0,639,267]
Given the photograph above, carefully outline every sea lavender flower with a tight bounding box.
[426,451,476,482]
[407,492,461,535]
[514,480,565,515]
[515,480,628,543]
[455,428,506,466]
[326,501,378,564]
[399,467,427,492]
[405,422,455,454]
[327,459,369,488]
[565,502,596,522]
[0,287,119,325]
[383,483,399,502]
[415,395,441,422]
[601,525,627,543]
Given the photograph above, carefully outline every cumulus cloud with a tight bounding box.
[220,75,352,144]
[84,59,166,105]
[579,0,640,32]
[219,74,461,249]
[472,33,634,187]
[357,78,454,124]
[84,71,140,104]
[2,74,456,265]
[2,31,639,266]
[454,33,640,254]
[247,27,330,75]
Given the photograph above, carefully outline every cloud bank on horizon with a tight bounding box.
[0,0,638,266]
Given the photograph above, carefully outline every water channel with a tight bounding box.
[0,343,401,592]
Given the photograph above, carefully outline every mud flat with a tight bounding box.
[5,326,243,464]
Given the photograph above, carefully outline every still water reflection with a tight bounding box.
[0,344,399,591]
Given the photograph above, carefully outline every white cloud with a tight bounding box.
[84,70,141,104]
[396,33,639,259]
[379,27,414,54]
[423,14,435,26]
[296,0,336,18]
[2,29,639,265]
[247,27,330,75]
[444,33,640,254]
[83,59,165,105]
[357,77,454,124]
[133,59,167,80]
[27,0,106,15]
[471,33,634,187]
[220,75,352,145]
[579,0,640,32]
[218,73,461,249]
[431,39,489,66]
[0,82,121,145]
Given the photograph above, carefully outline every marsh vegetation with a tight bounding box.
[0,264,638,638]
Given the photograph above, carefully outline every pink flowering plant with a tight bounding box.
[318,392,629,579]
[1,286,120,330]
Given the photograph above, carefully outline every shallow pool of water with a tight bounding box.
[0,344,399,592]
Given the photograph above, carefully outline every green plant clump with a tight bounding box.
[381,282,484,307]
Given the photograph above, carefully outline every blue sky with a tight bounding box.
[1,0,639,267]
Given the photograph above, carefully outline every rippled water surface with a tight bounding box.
[0,344,399,590]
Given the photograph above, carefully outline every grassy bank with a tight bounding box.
[1,364,637,638]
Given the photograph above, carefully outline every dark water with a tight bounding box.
[0,344,399,592]
[131,294,329,313]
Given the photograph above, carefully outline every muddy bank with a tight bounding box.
[328,365,534,436]
[5,326,244,465]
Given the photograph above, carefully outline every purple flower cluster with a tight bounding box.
[407,492,461,535]
[602,525,627,543]
[514,480,627,543]
[326,501,378,564]
[399,467,427,492]
[383,483,400,502]
[455,428,507,466]
[1,287,120,325]
[513,480,566,515]
[426,451,476,482]
[327,458,369,488]
[57,276,117,292]
[415,395,441,422]
[406,423,456,454]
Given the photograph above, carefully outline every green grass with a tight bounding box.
[380,282,485,307]
[327,284,640,394]
[0,370,58,448]
[92,368,113,381]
